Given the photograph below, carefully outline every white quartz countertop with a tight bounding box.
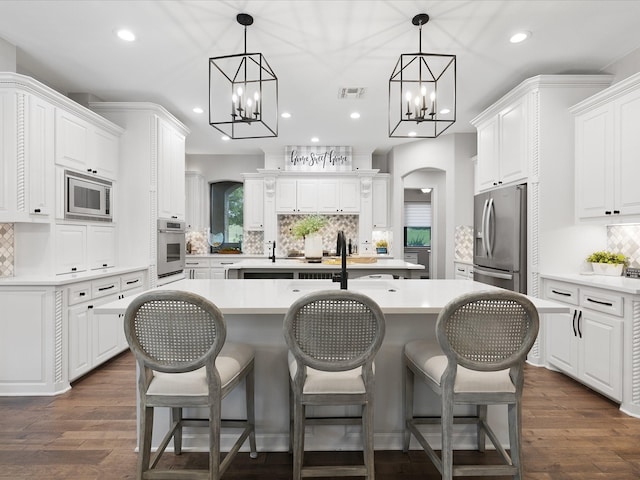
[226,258,424,270]
[0,265,148,287]
[95,278,568,316]
[540,272,640,295]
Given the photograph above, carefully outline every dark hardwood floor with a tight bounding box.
[1,351,639,479]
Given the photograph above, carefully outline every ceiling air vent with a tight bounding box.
[338,87,366,99]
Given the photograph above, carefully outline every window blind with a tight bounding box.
[404,203,432,227]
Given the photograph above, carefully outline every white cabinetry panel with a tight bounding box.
[55,224,88,274]
[157,117,186,220]
[244,177,264,230]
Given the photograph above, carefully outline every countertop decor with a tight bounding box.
[586,250,628,276]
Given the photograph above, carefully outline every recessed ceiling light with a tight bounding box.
[193,107,204,114]
[221,135,230,141]
[408,131,417,137]
[439,108,450,115]
[510,31,531,44]
[350,112,361,119]
[116,29,136,42]
[281,112,291,118]
[311,137,319,143]
[421,188,432,194]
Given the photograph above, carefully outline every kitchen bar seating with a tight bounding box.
[403,291,539,480]
[124,290,257,480]
[284,290,386,480]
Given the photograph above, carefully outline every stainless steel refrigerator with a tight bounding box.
[473,183,527,293]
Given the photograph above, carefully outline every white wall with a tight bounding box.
[605,46,640,85]
[389,133,476,279]
[186,154,264,183]
[0,36,16,72]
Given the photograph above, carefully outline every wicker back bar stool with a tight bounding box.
[124,290,257,480]
[403,290,539,480]
[283,290,386,480]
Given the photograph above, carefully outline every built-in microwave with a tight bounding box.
[64,170,113,222]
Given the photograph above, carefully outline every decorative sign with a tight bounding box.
[285,146,352,172]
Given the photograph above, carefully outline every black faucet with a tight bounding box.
[269,240,276,263]
[332,230,348,289]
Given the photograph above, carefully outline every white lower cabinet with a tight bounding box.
[67,270,146,382]
[454,262,473,280]
[544,280,623,401]
[185,256,241,279]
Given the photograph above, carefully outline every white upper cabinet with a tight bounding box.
[276,176,360,214]
[157,116,186,220]
[243,177,264,230]
[55,109,119,180]
[185,171,206,231]
[573,73,640,219]
[0,88,55,222]
[275,178,318,213]
[475,94,528,191]
[317,178,360,213]
[372,175,389,228]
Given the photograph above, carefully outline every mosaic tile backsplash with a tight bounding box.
[0,223,15,277]
[607,224,640,268]
[454,225,473,262]
[277,214,358,257]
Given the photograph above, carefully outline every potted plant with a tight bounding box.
[292,215,327,261]
[375,239,388,254]
[586,250,628,276]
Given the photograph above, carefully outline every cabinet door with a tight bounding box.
[26,95,54,217]
[296,179,318,212]
[575,104,614,218]
[118,286,145,350]
[339,178,360,212]
[92,127,119,180]
[546,310,579,377]
[244,177,264,229]
[499,95,528,186]
[55,109,90,171]
[157,118,185,219]
[88,225,116,269]
[614,87,640,216]
[476,117,500,191]
[372,176,389,228]
[91,293,121,367]
[579,310,623,401]
[185,172,206,231]
[275,178,297,212]
[55,224,87,274]
[0,91,15,218]
[317,179,340,213]
[68,303,91,381]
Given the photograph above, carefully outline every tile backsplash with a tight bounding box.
[0,223,15,277]
[277,214,358,257]
[607,224,640,268]
[454,225,473,262]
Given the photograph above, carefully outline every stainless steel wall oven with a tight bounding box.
[157,219,185,278]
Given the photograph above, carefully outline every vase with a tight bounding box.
[304,233,323,262]
[591,263,623,276]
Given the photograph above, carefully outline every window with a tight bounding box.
[209,181,243,249]
[404,202,431,247]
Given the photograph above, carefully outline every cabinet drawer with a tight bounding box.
[121,271,144,291]
[91,277,121,299]
[185,258,210,268]
[68,282,92,306]
[544,281,579,305]
[580,289,623,317]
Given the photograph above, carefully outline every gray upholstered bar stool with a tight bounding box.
[124,290,257,480]
[403,290,539,480]
[283,290,386,480]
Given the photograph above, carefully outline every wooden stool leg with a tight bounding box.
[402,359,414,453]
[441,391,454,480]
[292,398,305,480]
[363,401,375,480]
[246,366,258,458]
[171,407,182,455]
[139,405,153,480]
[477,404,487,452]
[509,402,523,480]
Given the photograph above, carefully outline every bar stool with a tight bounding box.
[403,290,539,480]
[124,290,257,480]
[283,289,386,480]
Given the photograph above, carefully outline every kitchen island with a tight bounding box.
[96,278,566,453]
[225,257,425,279]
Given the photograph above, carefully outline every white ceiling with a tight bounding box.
[1,1,640,157]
